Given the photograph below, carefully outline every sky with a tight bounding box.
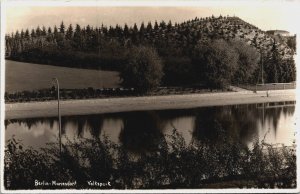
[4,1,300,35]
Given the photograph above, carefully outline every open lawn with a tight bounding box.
[5,60,121,92]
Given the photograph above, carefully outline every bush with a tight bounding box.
[230,40,260,84]
[120,46,164,92]
[4,129,296,189]
[191,40,239,89]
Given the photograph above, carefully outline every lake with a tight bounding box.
[4,101,297,189]
[5,60,121,92]
[5,102,296,150]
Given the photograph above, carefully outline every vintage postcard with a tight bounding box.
[1,0,299,193]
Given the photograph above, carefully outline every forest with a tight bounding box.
[5,15,296,90]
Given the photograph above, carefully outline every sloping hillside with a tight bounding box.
[6,15,295,60]
[150,16,294,59]
[5,15,296,87]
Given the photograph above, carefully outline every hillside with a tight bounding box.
[5,15,296,87]
[151,16,294,59]
[6,15,295,59]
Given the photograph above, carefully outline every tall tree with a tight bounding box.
[154,21,159,31]
[66,24,73,40]
[167,20,172,32]
[36,26,41,37]
[124,24,129,38]
[230,40,260,84]
[192,39,239,89]
[47,27,52,34]
[139,22,145,41]
[86,25,92,36]
[20,30,25,39]
[159,21,166,29]
[101,24,108,35]
[264,42,281,83]
[53,25,58,35]
[59,21,65,34]
[25,29,30,39]
[30,29,36,38]
[132,23,139,43]
[14,30,20,39]
[41,26,47,36]
[146,21,152,33]
[73,24,82,49]
[115,24,123,38]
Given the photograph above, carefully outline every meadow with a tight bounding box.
[5,60,121,93]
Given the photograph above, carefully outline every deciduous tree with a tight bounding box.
[120,46,164,92]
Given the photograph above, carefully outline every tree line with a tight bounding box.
[5,16,296,91]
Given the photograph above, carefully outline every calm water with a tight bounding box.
[5,101,296,151]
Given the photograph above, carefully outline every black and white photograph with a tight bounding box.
[1,0,299,192]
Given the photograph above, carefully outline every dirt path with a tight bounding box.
[5,89,296,119]
[229,85,252,93]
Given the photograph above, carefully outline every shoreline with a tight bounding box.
[5,89,296,120]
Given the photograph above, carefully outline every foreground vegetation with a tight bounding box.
[5,127,296,189]
[5,15,296,91]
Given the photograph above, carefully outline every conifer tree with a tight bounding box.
[15,30,20,39]
[73,24,82,49]
[20,30,25,39]
[66,24,73,40]
[146,22,152,33]
[59,21,65,34]
[47,27,52,34]
[124,24,129,38]
[30,29,36,38]
[25,29,30,39]
[53,25,58,35]
[41,26,47,36]
[36,26,41,37]
[154,21,159,30]
[139,22,145,41]
[159,21,166,29]
[132,23,139,43]
[167,20,172,31]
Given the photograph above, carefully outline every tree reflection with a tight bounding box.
[85,115,104,138]
[119,111,166,152]
[76,116,87,137]
[192,103,295,145]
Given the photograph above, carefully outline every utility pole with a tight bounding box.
[52,78,62,155]
[261,50,264,85]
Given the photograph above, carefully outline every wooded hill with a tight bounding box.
[5,15,296,87]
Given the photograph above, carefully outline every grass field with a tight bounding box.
[5,60,121,92]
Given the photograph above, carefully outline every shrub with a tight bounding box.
[4,129,296,189]
[192,39,239,89]
[120,46,164,92]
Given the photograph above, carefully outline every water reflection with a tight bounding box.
[5,102,296,150]
[119,111,168,152]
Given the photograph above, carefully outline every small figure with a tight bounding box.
[266,90,269,97]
